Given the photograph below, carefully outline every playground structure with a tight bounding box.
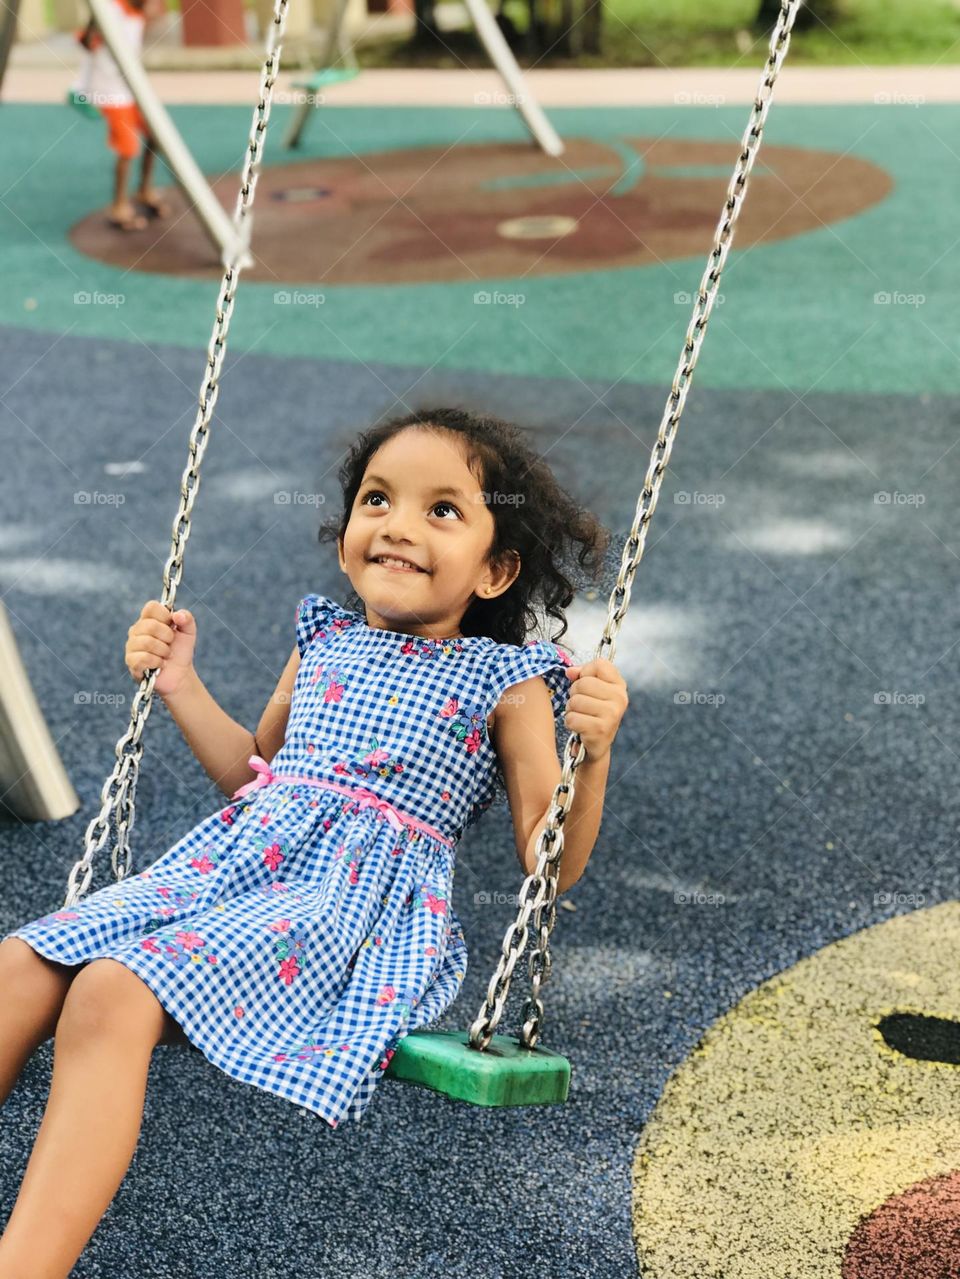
[0,601,79,822]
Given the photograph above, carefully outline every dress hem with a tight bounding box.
[11,931,356,1130]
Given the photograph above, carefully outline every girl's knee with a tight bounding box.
[55,960,166,1047]
[0,937,80,989]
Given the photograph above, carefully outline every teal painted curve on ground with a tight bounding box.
[1,103,957,396]
[479,137,647,194]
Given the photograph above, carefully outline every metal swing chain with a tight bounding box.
[468,0,804,1053]
[64,0,293,908]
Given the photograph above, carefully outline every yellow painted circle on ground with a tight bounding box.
[633,902,960,1278]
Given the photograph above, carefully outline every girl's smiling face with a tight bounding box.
[338,426,519,639]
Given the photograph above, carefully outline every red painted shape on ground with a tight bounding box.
[843,1169,960,1278]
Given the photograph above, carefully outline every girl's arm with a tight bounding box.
[162,645,301,800]
[492,677,611,895]
[493,658,628,894]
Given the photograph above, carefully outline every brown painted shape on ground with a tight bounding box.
[842,1170,960,1279]
[70,136,893,284]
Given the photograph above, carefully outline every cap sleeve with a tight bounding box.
[295,594,351,658]
[487,637,575,728]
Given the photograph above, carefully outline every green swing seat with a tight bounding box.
[384,1029,571,1108]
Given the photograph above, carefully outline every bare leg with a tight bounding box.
[109,154,147,228]
[0,959,173,1279]
[0,939,81,1110]
[134,136,169,216]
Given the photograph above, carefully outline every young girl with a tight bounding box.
[0,407,628,1277]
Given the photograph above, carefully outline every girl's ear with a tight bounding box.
[489,549,521,596]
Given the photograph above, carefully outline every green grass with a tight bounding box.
[359,0,960,69]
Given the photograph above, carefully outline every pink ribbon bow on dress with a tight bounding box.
[342,785,408,835]
[232,755,277,798]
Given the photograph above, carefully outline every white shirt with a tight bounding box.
[72,0,145,109]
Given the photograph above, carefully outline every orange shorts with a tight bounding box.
[100,103,148,159]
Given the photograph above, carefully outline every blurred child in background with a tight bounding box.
[73,0,170,231]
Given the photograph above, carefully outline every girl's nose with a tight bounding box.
[382,512,418,541]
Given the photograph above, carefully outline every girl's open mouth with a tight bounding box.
[371,557,425,573]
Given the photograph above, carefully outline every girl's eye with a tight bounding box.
[432,502,461,520]
[360,492,461,520]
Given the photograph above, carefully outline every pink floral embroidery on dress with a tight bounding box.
[529,639,573,667]
[301,608,356,649]
[140,927,219,968]
[333,840,365,885]
[309,663,346,703]
[271,1039,352,1064]
[405,882,448,916]
[438,696,487,754]
[33,910,80,925]
[189,841,220,874]
[154,886,201,918]
[269,917,307,985]
[331,735,406,782]
[258,837,290,873]
[399,636,465,659]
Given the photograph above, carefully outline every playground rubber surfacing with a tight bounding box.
[69,135,891,283]
[2,93,960,1278]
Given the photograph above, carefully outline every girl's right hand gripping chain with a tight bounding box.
[125,600,197,697]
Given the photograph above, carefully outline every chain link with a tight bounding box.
[468,0,804,1052]
[63,0,293,907]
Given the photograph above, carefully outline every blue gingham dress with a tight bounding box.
[7,594,573,1128]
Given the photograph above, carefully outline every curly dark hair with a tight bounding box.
[316,406,610,646]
